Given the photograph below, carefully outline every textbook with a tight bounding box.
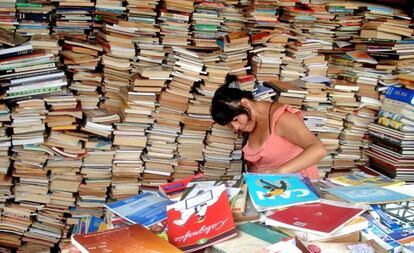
[245,173,320,211]
[71,224,183,253]
[265,200,366,236]
[167,184,237,252]
[105,192,174,227]
[324,185,414,204]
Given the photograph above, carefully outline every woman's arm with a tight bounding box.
[265,112,327,174]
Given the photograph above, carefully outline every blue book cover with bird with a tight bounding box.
[245,173,320,211]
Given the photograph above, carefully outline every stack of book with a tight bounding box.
[158,0,195,46]
[61,39,103,111]
[126,0,160,43]
[0,0,17,32]
[218,3,246,36]
[0,103,10,175]
[327,2,362,52]
[203,123,238,176]
[250,32,287,82]
[246,0,279,35]
[217,32,251,76]
[0,204,34,248]
[44,95,81,131]
[367,86,414,181]
[16,2,54,37]
[267,79,307,108]
[191,0,223,48]
[95,0,126,19]
[52,0,94,40]
[29,34,60,55]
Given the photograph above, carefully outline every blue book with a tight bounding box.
[385,86,414,106]
[325,185,414,204]
[105,192,174,227]
[245,173,320,212]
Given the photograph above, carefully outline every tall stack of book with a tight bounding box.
[0,204,34,248]
[0,103,10,209]
[126,0,159,40]
[326,2,362,52]
[16,2,54,37]
[29,34,60,55]
[267,79,307,109]
[203,123,238,176]
[158,0,195,46]
[228,132,243,175]
[219,3,246,36]
[61,39,103,112]
[367,86,414,181]
[0,0,17,31]
[191,0,223,48]
[218,31,251,76]
[299,77,337,172]
[250,32,287,82]
[52,0,94,40]
[246,0,279,35]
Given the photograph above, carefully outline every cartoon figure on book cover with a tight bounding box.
[167,184,237,252]
[259,179,287,197]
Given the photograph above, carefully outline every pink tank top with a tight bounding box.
[242,104,320,180]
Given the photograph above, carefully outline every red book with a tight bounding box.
[167,184,237,252]
[71,224,183,253]
[159,173,204,196]
[265,200,366,236]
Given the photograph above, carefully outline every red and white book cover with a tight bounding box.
[167,184,237,252]
[265,200,366,236]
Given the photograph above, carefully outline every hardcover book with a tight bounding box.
[71,224,183,253]
[167,184,237,252]
[245,173,320,211]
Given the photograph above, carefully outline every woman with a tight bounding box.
[210,75,326,180]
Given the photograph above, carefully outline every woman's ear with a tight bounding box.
[240,98,251,108]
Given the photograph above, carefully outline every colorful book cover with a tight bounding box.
[329,172,405,187]
[325,185,414,204]
[158,173,204,199]
[71,224,183,253]
[167,184,237,252]
[105,192,174,228]
[265,200,366,236]
[245,173,320,211]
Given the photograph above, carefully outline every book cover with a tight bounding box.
[105,192,174,227]
[167,184,237,252]
[71,224,183,253]
[325,185,414,204]
[329,172,405,187]
[265,200,366,236]
[245,173,320,211]
[158,173,204,200]
[213,223,289,253]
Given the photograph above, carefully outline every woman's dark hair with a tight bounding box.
[210,74,254,125]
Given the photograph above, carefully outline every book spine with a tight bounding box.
[385,86,414,105]
[370,136,403,154]
[0,49,33,60]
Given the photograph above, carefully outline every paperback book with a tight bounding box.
[245,173,320,211]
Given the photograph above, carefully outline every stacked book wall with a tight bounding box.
[0,0,412,251]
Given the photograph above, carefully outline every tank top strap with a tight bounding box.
[270,104,304,134]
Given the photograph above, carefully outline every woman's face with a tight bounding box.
[229,113,255,133]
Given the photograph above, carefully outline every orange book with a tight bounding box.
[71,224,183,253]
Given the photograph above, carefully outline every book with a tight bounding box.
[245,173,320,211]
[328,172,405,187]
[167,184,237,252]
[385,86,414,106]
[158,173,204,200]
[105,192,174,227]
[212,222,289,253]
[265,200,366,237]
[71,224,183,253]
[324,185,414,204]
